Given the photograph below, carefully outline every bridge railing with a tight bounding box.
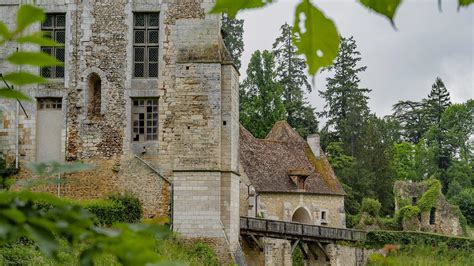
[240,216,366,242]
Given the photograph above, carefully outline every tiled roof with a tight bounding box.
[240,121,345,195]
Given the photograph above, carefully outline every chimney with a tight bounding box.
[307,134,321,159]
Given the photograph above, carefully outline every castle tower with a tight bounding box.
[163,0,241,250]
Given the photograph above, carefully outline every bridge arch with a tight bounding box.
[292,207,312,224]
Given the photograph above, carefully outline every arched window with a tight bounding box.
[88,73,101,118]
[292,207,312,224]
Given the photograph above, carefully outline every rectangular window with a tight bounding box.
[321,211,327,222]
[41,14,66,78]
[132,98,158,142]
[133,13,159,78]
[37,98,62,110]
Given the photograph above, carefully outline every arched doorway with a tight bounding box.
[292,207,312,224]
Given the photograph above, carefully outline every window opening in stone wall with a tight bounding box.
[37,98,62,110]
[132,98,158,142]
[133,13,159,78]
[429,207,436,225]
[321,211,327,221]
[412,197,417,206]
[87,73,101,119]
[41,13,66,78]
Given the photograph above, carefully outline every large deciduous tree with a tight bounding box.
[240,50,285,138]
[272,23,318,138]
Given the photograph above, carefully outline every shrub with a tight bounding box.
[108,193,143,223]
[346,214,361,228]
[450,188,474,226]
[85,193,143,226]
[361,198,381,217]
[363,230,474,250]
[378,217,401,230]
[190,242,219,266]
[397,205,420,224]
[0,156,16,190]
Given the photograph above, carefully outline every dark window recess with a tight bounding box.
[133,13,159,78]
[321,211,326,220]
[412,197,417,206]
[429,208,436,225]
[38,98,62,110]
[132,98,158,142]
[41,14,66,78]
[88,74,101,119]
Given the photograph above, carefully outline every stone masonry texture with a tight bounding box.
[0,0,241,260]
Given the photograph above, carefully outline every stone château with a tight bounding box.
[0,1,350,264]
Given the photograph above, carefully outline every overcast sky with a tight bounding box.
[238,0,474,118]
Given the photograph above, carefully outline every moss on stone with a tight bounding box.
[398,205,420,224]
[418,178,442,212]
[304,145,339,191]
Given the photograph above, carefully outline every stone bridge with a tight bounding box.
[239,217,369,265]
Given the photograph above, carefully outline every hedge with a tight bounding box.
[85,193,142,226]
[363,230,474,251]
[34,193,143,226]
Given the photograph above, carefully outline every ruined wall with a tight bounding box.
[394,180,464,236]
[254,193,346,228]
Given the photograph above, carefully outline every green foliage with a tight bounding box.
[15,4,45,33]
[319,36,370,156]
[346,214,360,228]
[154,238,219,266]
[358,0,402,24]
[397,197,411,209]
[273,23,317,138]
[292,244,304,266]
[417,178,441,212]
[212,0,474,76]
[389,142,418,181]
[368,244,474,266]
[0,4,62,100]
[361,198,382,217]
[397,206,420,224]
[85,194,143,226]
[293,0,340,75]
[222,14,244,69]
[240,50,285,138]
[0,191,169,265]
[368,252,396,266]
[326,142,354,170]
[378,217,401,231]
[450,188,474,226]
[210,0,274,18]
[0,156,16,191]
[188,242,219,265]
[363,230,474,250]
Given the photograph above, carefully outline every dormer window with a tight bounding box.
[288,169,310,190]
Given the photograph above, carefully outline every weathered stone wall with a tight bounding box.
[242,237,292,266]
[1,0,241,260]
[394,181,463,236]
[252,193,346,228]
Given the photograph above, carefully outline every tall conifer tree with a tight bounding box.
[319,36,371,155]
[272,23,318,137]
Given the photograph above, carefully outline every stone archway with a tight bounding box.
[292,207,312,224]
